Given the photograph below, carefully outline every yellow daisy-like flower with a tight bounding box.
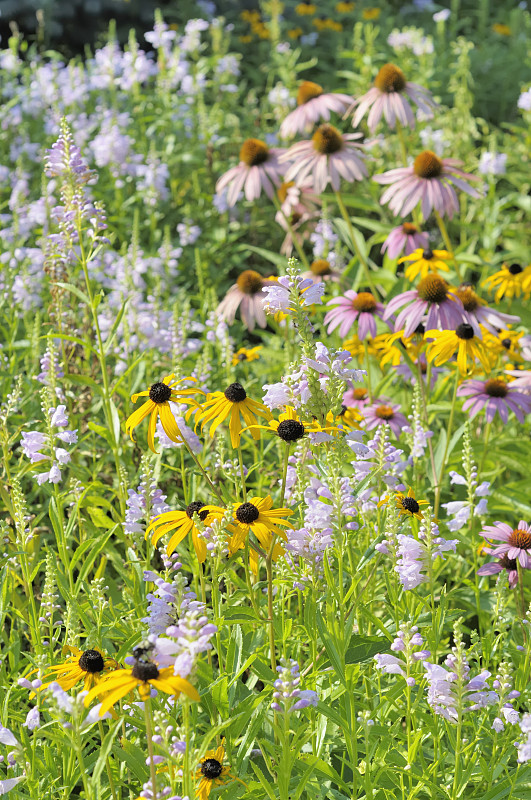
[246,406,337,443]
[362,7,381,20]
[372,331,407,368]
[343,334,377,364]
[336,1,355,12]
[84,658,200,717]
[492,23,511,35]
[125,374,200,454]
[195,744,237,799]
[295,1,317,14]
[38,646,119,692]
[287,27,303,38]
[327,405,363,430]
[481,263,531,303]
[192,382,272,448]
[424,324,491,375]
[232,346,262,366]
[146,501,212,562]
[240,10,260,22]
[205,495,293,555]
[313,17,343,31]
[379,488,429,520]
[399,248,452,282]
[482,328,524,364]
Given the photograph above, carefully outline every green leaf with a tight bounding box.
[345,634,388,664]
[92,719,123,784]
[103,298,129,354]
[55,281,92,306]
[316,608,346,687]
[87,506,116,530]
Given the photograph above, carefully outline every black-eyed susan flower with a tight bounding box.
[372,331,407,368]
[492,23,511,35]
[379,488,429,520]
[125,374,200,453]
[287,27,303,39]
[362,7,381,19]
[84,657,200,717]
[192,382,272,448]
[399,248,452,282]
[336,1,355,11]
[332,405,363,430]
[481,263,531,303]
[38,646,119,691]
[245,406,337,443]
[231,345,262,366]
[295,0,317,14]
[481,328,524,364]
[195,743,238,799]
[424,324,491,375]
[205,496,293,554]
[146,501,211,562]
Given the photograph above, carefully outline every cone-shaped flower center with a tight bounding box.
[375,405,394,420]
[312,124,343,155]
[235,502,260,524]
[131,661,159,681]
[422,249,434,260]
[236,269,264,294]
[224,382,247,402]
[508,529,531,551]
[455,323,474,340]
[508,263,523,275]
[186,501,209,521]
[239,138,269,167]
[277,419,306,442]
[201,758,223,779]
[402,222,418,234]
[277,181,295,204]
[499,555,518,570]
[374,63,407,93]
[484,378,508,398]
[297,80,324,105]
[149,382,172,404]
[501,338,512,350]
[456,285,481,312]
[400,496,420,514]
[78,649,105,673]
[352,292,377,312]
[353,388,368,400]
[417,274,449,303]
[310,259,332,276]
[414,150,443,179]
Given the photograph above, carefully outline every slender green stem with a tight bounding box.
[237,444,247,502]
[434,368,460,517]
[182,437,224,503]
[144,697,157,799]
[334,190,379,298]
[98,720,119,800]
[182,701,192,798]
[434,210,461,282]
[479,420,492,475]
[363,339,373,401]
[279,443,290,507]
[265,535,278,671]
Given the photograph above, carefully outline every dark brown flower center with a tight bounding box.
[236,269,264,294]
[422,249,434,260]
[499,555,518,571]
[297,80,324,105]
[353,388,368,400]
[508,263,523,275]
[224,382,247,403]
[374,63,406,93]
[235,502,260,524]
[484,378,508,398]
[186,501,209,521]
[312,124,343,155]
[201,758,223,779]
[400,496,420,514]
[457,285,481,312]
[375,405,394,420]
[131,661,159,682]
[456,323,474,340]
[78,649,105,673]
[239,138,269,167]
[277,181,295,204]
[417,275,449,304]
[149,382,172,404]
[508,529,531,551]
[501,338,512,350]
[277,419,306,442]
[402,223,418,234]
[310,259,332,276]
[414,150,443,179]
[352,292,377,312]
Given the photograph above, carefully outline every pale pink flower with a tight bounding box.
[280,81,353,138]
[480,520,531,568]
[280,124,367,195]
[373,150,482,220]
[381,222,429,260]
[215,138,286,207]
[457,378,531,423]
[349,63,437,132]
[383,274,466,337]
[363,399,408,439]
[324,290,385,339]
[275,180,321,255]
[216,270,276,330]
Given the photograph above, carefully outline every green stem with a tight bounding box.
[237,444,247,502]
[433,210,461,282]
[182,701,192,798]
[98,721,119,800]
[335,191,379,297]
[144,697,157,799]
[266,535,278,671]
[479,420,491,475]
[279,443,290,507]
[434,368,460,517]
[363,339,373,401]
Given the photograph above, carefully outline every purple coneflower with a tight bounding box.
[302,259,341,284]
[457,378,531,423]
[349,63,437,132]
[477,552,519,588]
[480,520,531,568]
[381,222,429,260]
[280,124,367,195]
[383,274,465,337]
[217,270,276,330]
[324,290,385,339]
[280,81,353,138]
[275,180,321,255]
[363,399,407,438]
[215,138,286,207]
[373,150,481,220]
[505,370,531,394]
[455,285,520,335]
[342,386,370,409]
